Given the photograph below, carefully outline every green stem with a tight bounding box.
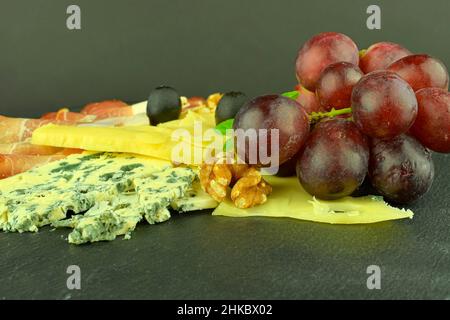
[309,107,352,123]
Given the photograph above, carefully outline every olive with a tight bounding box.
[215,91,247,124]
[147,86,181,125]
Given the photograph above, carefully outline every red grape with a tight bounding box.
[294,85,323,114]
[351,70,418,139]
[316,62,363,110]
[387,54,449,91]
[275,151,300,177]
[369,134,434,204]
[295,32,359,91]
[296,118,369,200]
[359,42,411,73]
[233,94,310,166]
[410,87,450,153]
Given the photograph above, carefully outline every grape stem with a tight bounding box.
[309,107,352,123]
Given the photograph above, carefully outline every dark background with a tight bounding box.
[1,0,450,300]
[1,0,449,117]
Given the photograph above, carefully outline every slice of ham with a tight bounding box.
[0,154,68,179]
[0,142,61,155]
[81,100,133,120]
[0,99,134,178]
[1,100,135,144]
[0,142,81,156]
[41,108,96,122]
[182,96,207,111]
[0,115,77,144]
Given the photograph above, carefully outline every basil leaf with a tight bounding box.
[281,90,299,100]
[215,118,234,136]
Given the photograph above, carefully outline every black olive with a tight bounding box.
[147,86,181,125]
[215,91,247,124]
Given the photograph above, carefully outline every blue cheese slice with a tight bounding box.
[0,152,203,243]
[53,167,197,244]
[0,152,170,232]
[52,193,143,244]
[134,167,197,224]
[171,181,218,212]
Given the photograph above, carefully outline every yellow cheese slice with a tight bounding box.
[31,111,220,163]
[213,176,413,224]
[159,110,216,130]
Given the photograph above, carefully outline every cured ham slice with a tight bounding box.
[0,99,137,178]
[81,100,133,120]
[0,148,82,179]
[0,115,75,144]
[41,108,95,122]
[0,142,61,155]
[0,154,67,179]
[0,142,81,156]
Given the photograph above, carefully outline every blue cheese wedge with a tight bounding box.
[52,193,143,244]
[0,152,210,244]
[0,152,170,232]
[134,167,197,224]
[171,181,218,212]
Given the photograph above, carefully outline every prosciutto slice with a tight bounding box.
[0,142,80,156]
[0,154,67,179]
[81,100,133,120]
[0,115,73,144]
[41,108,95,122]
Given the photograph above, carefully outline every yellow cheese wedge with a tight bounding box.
[159,110,216,130]
[213,176,413,224]
[31,111,220,163]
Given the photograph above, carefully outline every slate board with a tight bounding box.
[0,0,449,299]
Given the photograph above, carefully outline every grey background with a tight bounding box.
[0,0,449,299]
[1,0,449,117]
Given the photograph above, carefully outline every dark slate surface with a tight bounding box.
[1,153,449,299]
[1,0,450,299]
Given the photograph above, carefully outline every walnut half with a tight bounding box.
[199,160,272,209]
[230,167,272,209]
[199,162,232,202]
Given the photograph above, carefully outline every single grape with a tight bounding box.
[275,150,302,177]
[387,54,449,91]
[316,62,363,110]
[296,118,369,200]
[369,134,434,204]
[233,94,309,166]
[410,87,450,153]
[294,85,323,114]
[359,42,411,73]
[351,70,418,139]
[295,32,359,91]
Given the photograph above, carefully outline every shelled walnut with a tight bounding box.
[199,160,272,209]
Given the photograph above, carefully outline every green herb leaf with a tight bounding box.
[215,119,234,136]
[281,90,300,100]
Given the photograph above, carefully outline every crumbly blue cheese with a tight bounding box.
[0,152,169,232]
[0,152,212,244]
[171,181,218,212]
[134,167,197,224]
[52,193,143,244]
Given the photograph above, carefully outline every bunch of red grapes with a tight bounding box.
[234,32,449,204]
